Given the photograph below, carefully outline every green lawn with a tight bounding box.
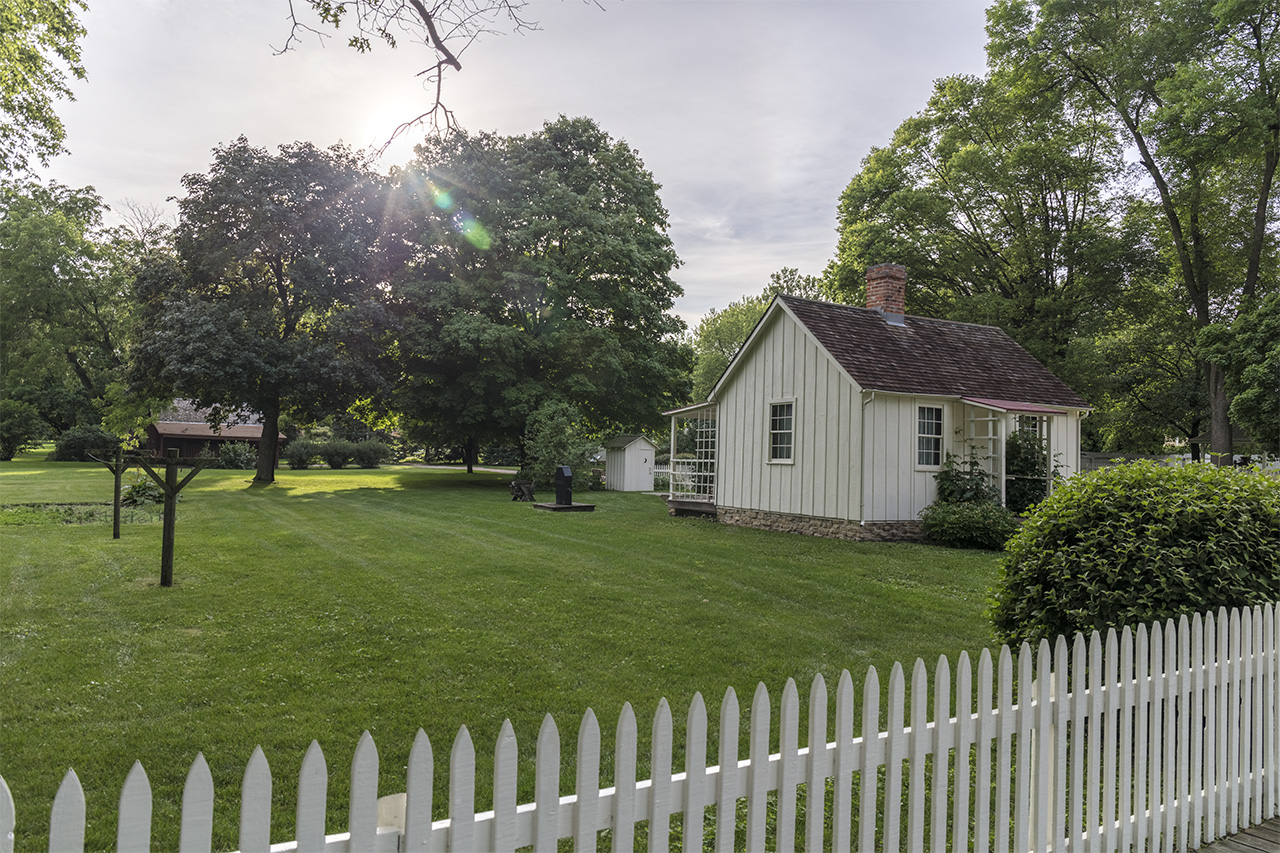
[0,449,1000,850]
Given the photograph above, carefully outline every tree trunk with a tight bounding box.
[464,437,477,474]
[1207,362,1233,467]
[255,401,281,484]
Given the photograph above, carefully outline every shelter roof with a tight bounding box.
[773,296,1090,410]
[150,422,276,441]
[603,434,657,449]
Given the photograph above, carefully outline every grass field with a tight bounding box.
[0,448,1001,850]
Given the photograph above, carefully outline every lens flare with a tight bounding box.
[458,214,491,250]
[432,188,453,210]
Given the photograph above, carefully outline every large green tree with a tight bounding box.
[388,116,689,462]
[0,180,132,430]
[987,0,1280,463]
[825,72,1141,373]
[1200,292,1280,454]
[0,0,86,174]
[129,138,394,483]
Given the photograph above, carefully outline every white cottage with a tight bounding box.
[667,263,1091,540]
[603,434,658,492]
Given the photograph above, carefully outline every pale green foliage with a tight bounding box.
[518,400,597,491]
[0,0,86,173]
[826,71,1133,372]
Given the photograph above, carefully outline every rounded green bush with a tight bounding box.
[281,439,318,470]
[351,439,391,469]
[920,500,1020,550]
[991,462,1280,647]
[319,440,356,469]
[48,425,121,462]
[218,441,258,470]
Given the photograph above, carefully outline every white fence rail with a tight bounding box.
[3,604,1278,852]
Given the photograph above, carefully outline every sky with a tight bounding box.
[38,0,992,324]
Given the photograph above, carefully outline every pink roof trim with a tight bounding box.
[961,397,1070,414]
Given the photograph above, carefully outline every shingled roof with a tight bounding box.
[774,295,1090,409]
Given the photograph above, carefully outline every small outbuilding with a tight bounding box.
[603,434,658,492]
[666,263,1092,541]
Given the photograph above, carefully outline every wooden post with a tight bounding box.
[133,448,209,588]
[112,446,123,539]
[89,446,128,540]
[161,448,178,587]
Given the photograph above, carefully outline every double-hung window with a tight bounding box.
[769,402,794,462]
[917,405,943,467]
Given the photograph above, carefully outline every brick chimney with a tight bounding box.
[866,263,906,326]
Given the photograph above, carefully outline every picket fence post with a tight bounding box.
[9,603,1280,852]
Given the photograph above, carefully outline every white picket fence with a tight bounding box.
[3,604,1279,852]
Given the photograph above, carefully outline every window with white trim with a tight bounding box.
[769,402,794,462]
[917,405,943,467]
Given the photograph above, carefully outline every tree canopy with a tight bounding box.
[0,180,134,432]
[129,138,394,483]
[387,116,690,463]
[986,0,1280,461]
[0,0,86,174]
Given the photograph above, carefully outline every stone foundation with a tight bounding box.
[715,507,926,542]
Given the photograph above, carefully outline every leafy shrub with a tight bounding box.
[0,399,47,460]
[49,425,121,462]
[935,451,999,504]
[518,401,597,491]
[121,473,165,506]
[218,442,258,470]
[319,440,356,469]
[920,500,1019,550]
[991,462,1280,647]
[351,440,391,469]
[282,439,318,470]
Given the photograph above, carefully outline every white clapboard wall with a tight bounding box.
[2,604,1277,852]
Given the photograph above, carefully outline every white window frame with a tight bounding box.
[916,404,944,469]
[768,399,795,464]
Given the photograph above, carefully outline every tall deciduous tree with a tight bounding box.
[129,138,394,483]
[0,0,86,174]
[1200,292,1280,454]
[388,116,689,462]
[825,72,1140,372]
[0,180,131,430]
[987,0,1280,463]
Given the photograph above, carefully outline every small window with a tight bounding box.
[769,402,794,462]
[917,406,943,467]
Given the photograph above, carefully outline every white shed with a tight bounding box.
[603,435,658,492]
[666,263,1092,540]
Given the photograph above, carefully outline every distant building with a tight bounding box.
[145,401,284,459]
[603,435,658,492]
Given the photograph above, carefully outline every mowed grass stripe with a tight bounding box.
[1,454,999,851]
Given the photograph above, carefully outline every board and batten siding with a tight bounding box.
[715,310,862,521]
[860,394,959,522]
